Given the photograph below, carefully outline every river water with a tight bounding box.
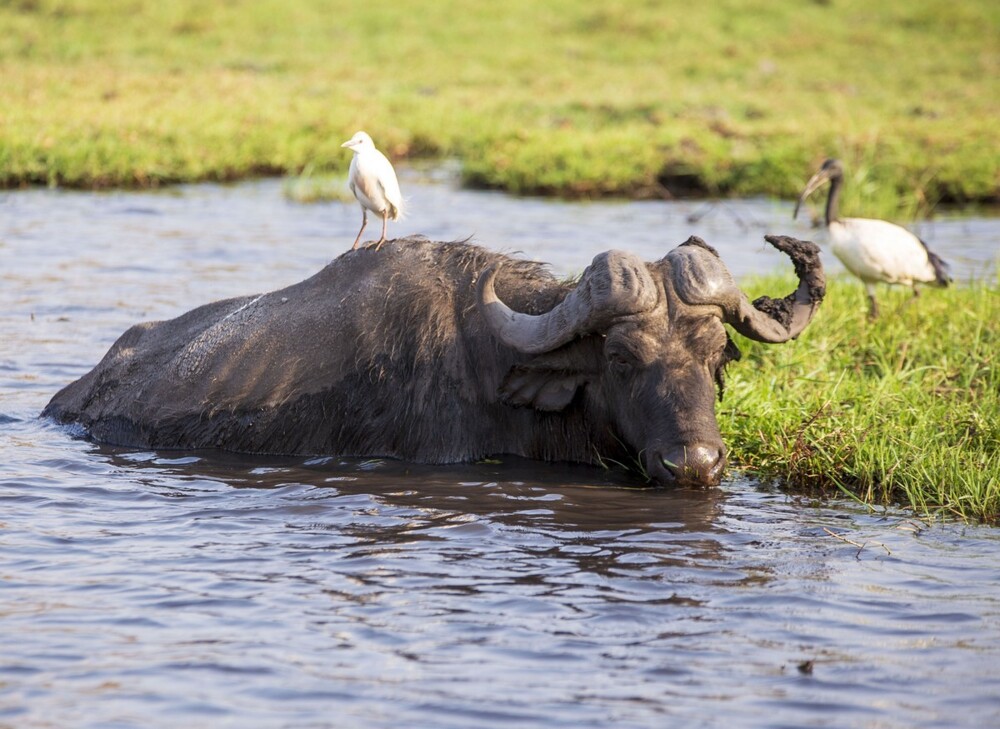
[1,175,999,728]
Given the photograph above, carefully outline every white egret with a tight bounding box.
[794,158,950,318]
[341,131,403,251]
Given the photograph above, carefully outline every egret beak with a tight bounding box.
[793,169,831,220]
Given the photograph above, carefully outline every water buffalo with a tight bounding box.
[43,235,825,486]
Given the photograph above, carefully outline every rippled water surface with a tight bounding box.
[2,176,999,728]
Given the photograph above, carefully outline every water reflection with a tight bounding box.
[97,445,731,580]
[7,426,999,728]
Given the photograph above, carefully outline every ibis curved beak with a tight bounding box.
[793,169,831,220]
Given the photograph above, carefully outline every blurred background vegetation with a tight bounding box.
[1,0,997,217]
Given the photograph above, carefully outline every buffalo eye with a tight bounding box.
[605,347,635,374]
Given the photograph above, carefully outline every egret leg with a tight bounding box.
[373,210,389,251]
[351,210,368,250]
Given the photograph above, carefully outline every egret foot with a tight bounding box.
[373,212,390,252]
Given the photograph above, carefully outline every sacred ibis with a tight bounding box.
[794,158,949,318]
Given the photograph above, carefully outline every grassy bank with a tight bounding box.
[720,274,999,523]
[2,0,998,217]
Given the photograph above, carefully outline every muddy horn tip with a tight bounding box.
[764,233,817,255]
[764,235,824,295]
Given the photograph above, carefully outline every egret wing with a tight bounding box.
[350,155,384,212]
[372,151,404,220]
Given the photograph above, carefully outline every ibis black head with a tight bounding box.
[818,158,844,180]
[794,158,845,221]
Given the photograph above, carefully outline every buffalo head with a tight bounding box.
[477,235,825,486]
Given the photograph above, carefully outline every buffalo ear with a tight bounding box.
[500,368,589,411]
[498,337,602,412]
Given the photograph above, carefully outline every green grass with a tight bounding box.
[720,274,1000,523]
[2,0,998,218]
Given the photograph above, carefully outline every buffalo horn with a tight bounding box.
[668,234,825,344]
[477,250,657,354]
[723,235,826,343]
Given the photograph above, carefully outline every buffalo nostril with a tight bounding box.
[661,444,725,485]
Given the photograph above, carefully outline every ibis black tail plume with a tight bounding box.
[927,250,951,287]
[918,238,951,287]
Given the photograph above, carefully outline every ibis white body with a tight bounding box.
[827,217,942,293]
[795,158,949,317]
[341,131,403,251]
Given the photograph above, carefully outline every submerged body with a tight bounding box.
[342,131,403,251]
[795,158,949,317]
[43,236,825,487]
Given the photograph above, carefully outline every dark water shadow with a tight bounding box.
[90,442,731,568]
[94,442,728,518]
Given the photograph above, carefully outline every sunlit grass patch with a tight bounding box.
[0,0,997,217]
[720,272,1000,522]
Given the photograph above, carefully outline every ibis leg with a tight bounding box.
[865,285,880,320]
